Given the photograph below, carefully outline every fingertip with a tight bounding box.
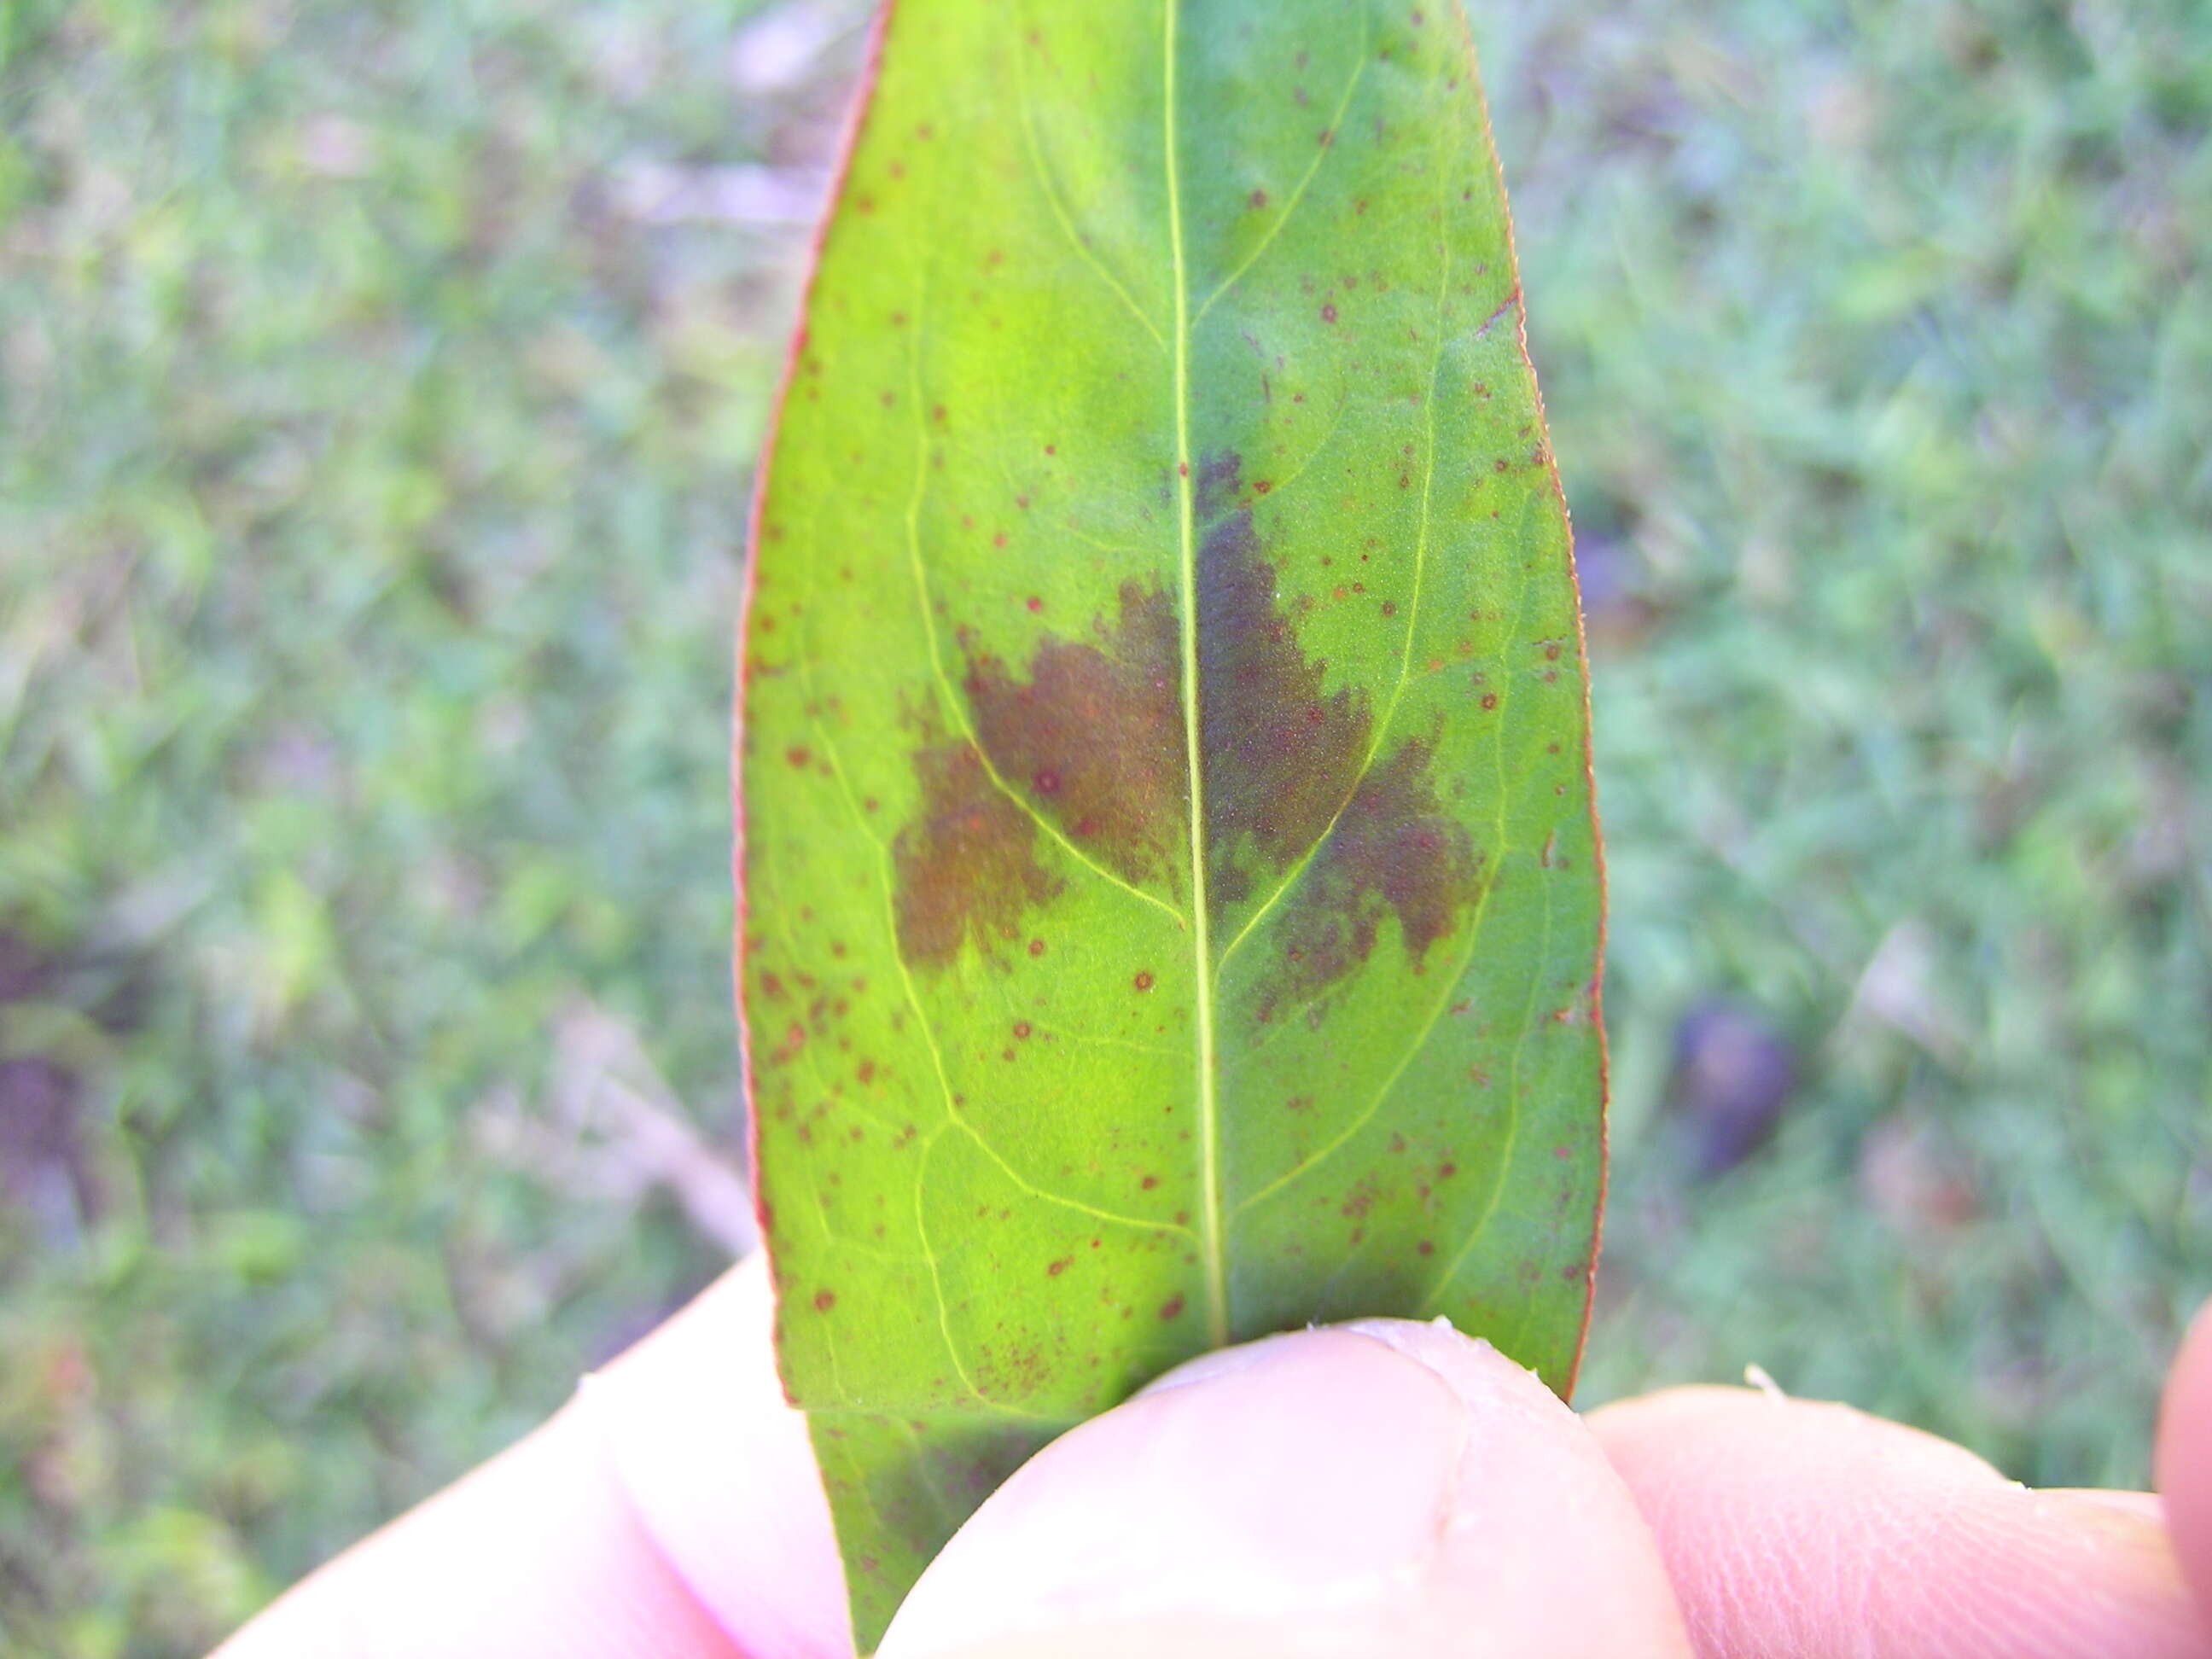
[881,1320,1688,1659]
[2157,1298,2212,1633]
[1592,1382,2209,1659]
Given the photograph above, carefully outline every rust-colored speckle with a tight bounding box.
[1013,1021,1032,1040]
[1249,188,1269,209]
[1028,937,1047,957]
[964,581,1187,888]
[892,732,1062,970]
[1026,595,1043,613]
[1160,1295,1186,1321]
[785,746,812,768]
[1133,969,1155,992]
[1321,302,1339,323]
[1140,1174,1160,1190]
[813,1289,836,1313]
[1047,1257,1072,1276]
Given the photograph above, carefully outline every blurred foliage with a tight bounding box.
[0,0,2205,1652]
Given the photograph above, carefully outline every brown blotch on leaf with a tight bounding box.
[1267,735,1479,1010]
[892,732,1062,970]
[1194,453,1480,1021]
[1196,456,1371,907]
[963,582,1187,887]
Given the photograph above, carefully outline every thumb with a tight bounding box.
[877,1320,1691,1659]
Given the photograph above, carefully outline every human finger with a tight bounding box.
[876,1318,1692,1659]
[1588,1382,2209,1659]
[212,1254,851,1659]
[2157,1298,2212,1631]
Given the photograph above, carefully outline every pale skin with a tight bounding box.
[215,1255,2212,1659]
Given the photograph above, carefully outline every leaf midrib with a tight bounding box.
[1161,0,1230,1352]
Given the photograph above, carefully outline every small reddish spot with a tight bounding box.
[857,1061,876,1085]
[1493,457,1511,472]
[1028,938,1047,957]
[1160,1295,1185,1321]
[1047,1257,1072,1276]
[1381,601,1397,617]
[1439,1161,1458,1179]
[1481,692,1499,710]
[1133,970,1155,992]
[1033,768,1062,795]
[1013,1021,1033,1040]
[1045,444,1057,455]
[785,746,812,768]
[813,1290,836,1313]
[992,532,1009,549]
[1249,188,1269,209]
[1140,1174,1159,1190]
[1417,1239,1435,1256]
[1320,302,1338,323]
[1026,595,1044,613]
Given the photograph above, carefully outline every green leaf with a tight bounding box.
[738,1,1604,1645]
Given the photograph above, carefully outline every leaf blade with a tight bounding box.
[739,1,1605,1645]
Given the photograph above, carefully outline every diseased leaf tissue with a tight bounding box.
[738,0,1604,1645]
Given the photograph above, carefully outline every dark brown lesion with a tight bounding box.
[1196,457,1370,905]
[1194,452,1481,1022]
[1255,736,1479,1025]
[889,449,1480,1002]
[892,731,1062,970]
[963,582,1187,888]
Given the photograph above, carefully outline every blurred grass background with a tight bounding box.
[1,0,2205,1651]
